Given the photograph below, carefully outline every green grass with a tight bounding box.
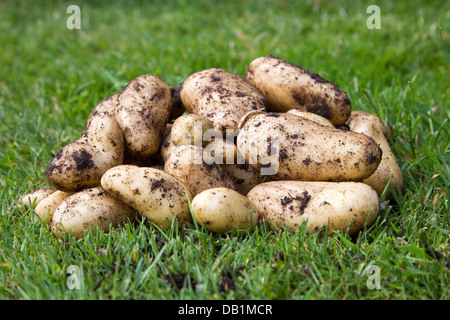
[0,0,449,300]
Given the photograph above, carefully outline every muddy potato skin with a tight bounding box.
[237,112,382,182]
[115,74,172,160]
[247,181,379,235]
[169,87,186,121]
[179,68,267,132]
[192,187,258,233]
[164,144,238,196]
[17,188,55,212]
[221,163,266,195]
[101,165,192,228]
[347,111,402,199]
[246,55,351,126]
[51,187,137,238]
[35,190,72,224]
[45,112,124,192]
[286,109,335,128]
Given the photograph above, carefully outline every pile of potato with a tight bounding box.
[17,55,403,238]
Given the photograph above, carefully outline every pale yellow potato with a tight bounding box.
[286,109,335,128]
[191,187,258,233]
[179,68,267,132]
[171,113,214,147]
[247,181,379,235]
[237,112,382,182]
[17,188,55,213]
[51,186,137,238]
[246,55,351,126]
[35,190,73,224]
[45,111,124,192]
[346,110,403,199]
[115,74,172,160]
[101,165,192,229]
[164,144,238,197]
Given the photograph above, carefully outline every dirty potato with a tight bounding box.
[247,181,379,235]
[115,74,172,160]
[45,111,124,192]
[246,55,351,126]
[221,163,266,195]
[169,86,186,121]
[51,186,137,238]
[164,144,238,196]
[191,187,258,233]
[237,112,382,182]
[347,110,402,199]
[101,165,192,229]
[179,68,267,132]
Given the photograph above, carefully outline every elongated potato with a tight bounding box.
[17,188,55,213]
[164,144,238,196]
[115,74,172,160]
[45,111,124,192]
[191,187,258,233]
[346,110,402,199]
[35,190,72,224]
[237,112,382,182]
[101,165,192,229]
[51,186,137,238]
[247,181,379,235]
[286,109,335,128]
[179,68,267,132]
[246,55,351,126]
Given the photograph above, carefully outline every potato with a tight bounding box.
[178,68,267,132]
[169,86,187,121]
[51,186,137,238]
[191,187,258,233]
[286,109,335,128]
[346,110,403,199]
[45,111,124,192]
[17,188,55,213]
[246,55,351,126]
[346,110,393,140]
[115,74,172,160]
[101,165,192,229]
[164,144,238,196]
[247,181,379,235]
[34,190,73,224]
[221,163,266,195]
[170,113,214,147]
[237,112,382,182]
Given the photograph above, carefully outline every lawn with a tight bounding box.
[0,0,449,301]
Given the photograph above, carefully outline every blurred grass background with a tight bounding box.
[0,0,448,300]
